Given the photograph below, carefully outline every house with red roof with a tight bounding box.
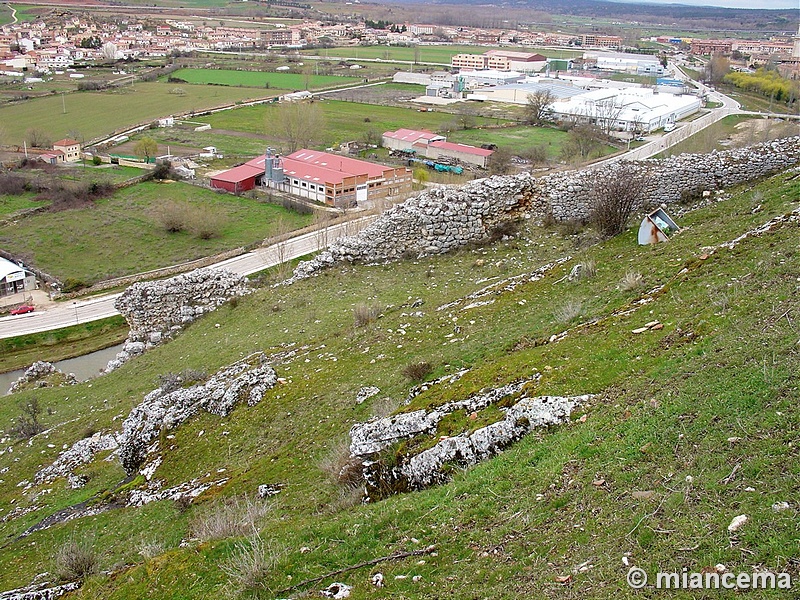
[211,149,412,207]
[52,138,81,163]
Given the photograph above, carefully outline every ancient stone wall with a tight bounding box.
[107,268,250,371]
[293,137,799,280]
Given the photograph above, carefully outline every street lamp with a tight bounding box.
[73,301,78,324]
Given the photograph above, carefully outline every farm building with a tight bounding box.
[212,150,413,207]
[426,141,494,168]
[52,139,81,163]
[382,129,445,152]
[0,257,36,297]
[383,128,494,167]
[209,163,262,193]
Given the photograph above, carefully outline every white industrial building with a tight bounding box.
[583,51,665,76]
[549,88,701,132]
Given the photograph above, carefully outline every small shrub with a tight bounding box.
[62,278,88,293]
[11,398,44,439]
[221,533,278,595]
[136,538,164,560]
[558,219,586,237]
[54,538,98,581]
[576,259,597,280]
[353,303,381,327]
[155,200,191,233]
[320,438,363,489]
[188,205,228,240]
[92,155,103,166]
[402,361,432,382]
[554,300,582,324]
[190,496,270,541]
[619,271,644,291]
[589,164,650,238]
[0,174,28,195]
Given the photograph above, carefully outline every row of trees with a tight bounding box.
[723,68,798,105]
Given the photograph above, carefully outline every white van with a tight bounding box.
[663,123,676,133]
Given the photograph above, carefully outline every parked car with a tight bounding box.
[663,123,676,132]
[10,304,35,315]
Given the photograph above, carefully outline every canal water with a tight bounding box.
[1,343,124,394]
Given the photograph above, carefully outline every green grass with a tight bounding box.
[658,115,797,156]
[448,126,577,160]
[203,98,508,150]
[301,44,582,63]
[0,169,796,598]
[0,193,43,218]
[0,316,129,373]
[0,181,313,284]
[167,68,360,90]
[0,82,274,146]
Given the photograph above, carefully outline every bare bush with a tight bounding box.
[402,361,433,382]
[222,533,280,596]
[619,271,644,291]
[0,174,28,195]
[54,539,98,581]
[188,204,228,240]
[554,300,582,324]
[589,163,650,238]
[155,200,191,233]
[12,398,44,439]
[576,259,596,280]
[353,303,381,327]
[320,438,363,489]
[136,538,164,560]
[190,496,270,541]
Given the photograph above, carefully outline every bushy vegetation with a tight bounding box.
[723,69,798,105]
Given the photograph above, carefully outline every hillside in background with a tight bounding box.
[0,163,798,598]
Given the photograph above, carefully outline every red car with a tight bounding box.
[10,304,35,315]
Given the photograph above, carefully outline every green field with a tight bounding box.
[301,44,582,63]
[0,180,312,284]
[0,168,796,597]
[447,126,570,160]
[168,68,361,90]
[0,82,277,146]
[203,99,508,148]
[0,193,42,218]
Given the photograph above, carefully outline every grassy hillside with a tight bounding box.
[0,168,797,598]
[0,181,312,284]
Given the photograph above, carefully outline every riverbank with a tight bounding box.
[0,315,128,374]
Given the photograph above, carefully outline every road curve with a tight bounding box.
[0,215,376,340]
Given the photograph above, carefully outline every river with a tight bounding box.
[1,343,124,394]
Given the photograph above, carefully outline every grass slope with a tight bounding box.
[0,169,797,598]
[0,181,312,284]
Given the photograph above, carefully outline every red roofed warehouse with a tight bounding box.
[209,163,263,194]
[211,150,413,207]
[383,128,494,168]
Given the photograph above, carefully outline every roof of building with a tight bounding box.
[0,256,28,281]
[286,149,389,180]
[53,138,80,147]
[428,140,494,157]
[485,49,546,62]
[493,80,585,100]
[210,163,262,184]
[383,128,444,144]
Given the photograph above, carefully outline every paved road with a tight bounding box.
[0,215,376,339]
